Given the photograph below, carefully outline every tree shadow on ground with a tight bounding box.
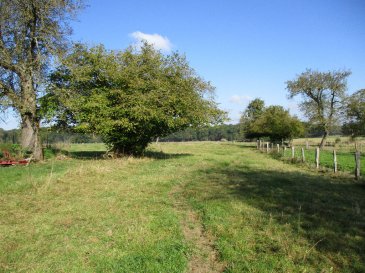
[143,150,192,160]
[198,164,365,269]
[59,149,192,161]
[65,150,106,159]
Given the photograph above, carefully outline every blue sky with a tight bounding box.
[1,0,365,129]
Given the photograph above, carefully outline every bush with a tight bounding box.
[0,144,29,160]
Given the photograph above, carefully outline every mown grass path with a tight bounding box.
[1,142,364,272]
[170,178,226,273]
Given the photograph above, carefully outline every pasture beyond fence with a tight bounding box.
[257,139,364,180]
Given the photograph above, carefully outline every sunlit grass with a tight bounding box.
[0,151,188,272]
[0,142,364,272]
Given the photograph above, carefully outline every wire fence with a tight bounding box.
[257,140,364,180]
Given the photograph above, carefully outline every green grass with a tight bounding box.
[1,142,364,272]
[0,146,188,272]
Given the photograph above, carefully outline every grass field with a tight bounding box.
[0,142,364,272]
[292,136,365,151]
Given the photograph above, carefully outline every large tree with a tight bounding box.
[45,43,225,155]
[342,89,365,136]
[286,69,351,148]
[0,0,83,160]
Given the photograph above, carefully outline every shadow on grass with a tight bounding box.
[56,149,192,161]
[143,150,192,160]
[66,150,106,159]
[199,164,365,270]
[44,147,106,160]
[223,142,257,149]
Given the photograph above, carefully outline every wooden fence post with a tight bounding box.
[283,146,286,156]
[291,146,295,160]
[333,150,337,173]
[266,142,269,153]
[355,151,361,180]
[277,144,280,153]
[315,147,320,169]
[301,148,305,163]
[257,140,259,149]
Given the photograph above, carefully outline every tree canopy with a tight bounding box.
[239,98,265,137]
[286,69,351,148]
[45,43,225,155]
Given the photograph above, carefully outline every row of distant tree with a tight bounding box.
[160,124,241,142]
[0,128,101,145]
[0,120,351,145]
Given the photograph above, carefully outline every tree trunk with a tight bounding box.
[21,114,43,161]
[20,77,43,161]
[319,130,328,149]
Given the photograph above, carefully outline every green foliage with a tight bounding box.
[342,89,365,136]
[240,100,304,141]
[239,98,265,137]
[241,98,265,120]
[0,143,30,159]
[46,43,225,154]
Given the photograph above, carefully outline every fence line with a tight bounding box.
[256,141,362,180]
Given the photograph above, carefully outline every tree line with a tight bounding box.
[160,124,241,142]
[0,128,101,145]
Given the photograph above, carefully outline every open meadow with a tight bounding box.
[0,142,364,272]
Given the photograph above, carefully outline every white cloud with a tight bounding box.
[130,31,172,52]
[229,95,253,105]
